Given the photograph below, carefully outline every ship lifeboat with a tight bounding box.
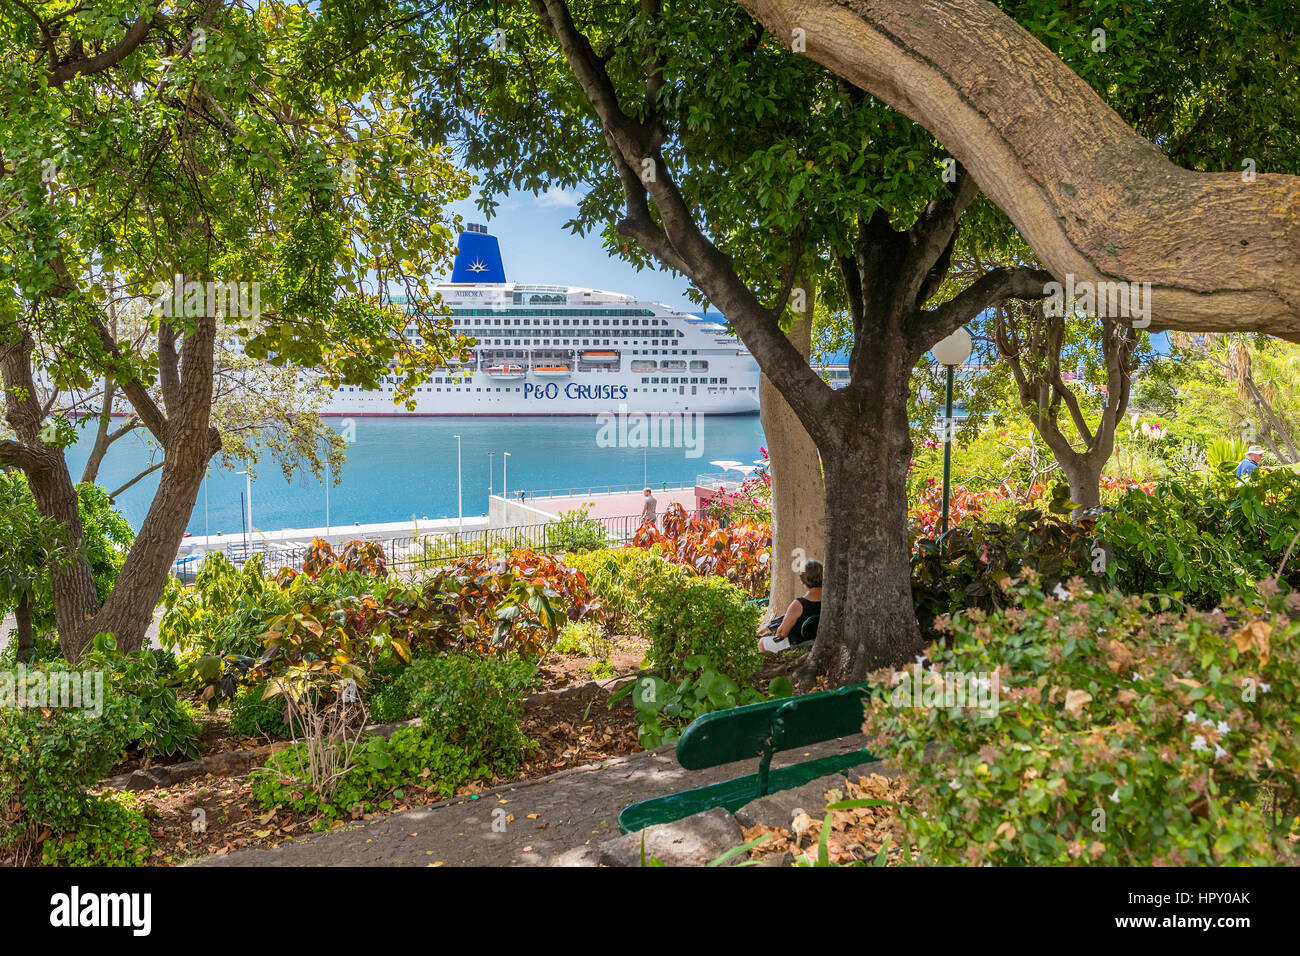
[582,351,619,363]
[484,364,527,380]
[532,365,572,378]
[630,359,656,371]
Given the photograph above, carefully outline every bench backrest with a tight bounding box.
[676,681,870,770]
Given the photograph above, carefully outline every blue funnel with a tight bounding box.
[450,225,506,282]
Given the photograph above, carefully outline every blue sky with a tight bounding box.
[445,188,704,313]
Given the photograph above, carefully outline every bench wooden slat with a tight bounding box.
[618,747,872,834]
[675,682,871,770]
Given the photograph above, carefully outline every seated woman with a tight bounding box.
[758,560,822,653]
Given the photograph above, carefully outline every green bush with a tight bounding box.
[160,552,293,658]
[84,634,202,760]
[566,547,684,635]
[229,684,291,738]
[637,572,762,685]
[401,652,540,777]
[40,791,154,867]
[250,726,475,826]
[864,582,1300,865]
[555,619,610,658]
[366,679,416,725]
[0,666,138,859]
[546,504,610,554]
[1096,470,1300,606]
[912,509,1099,637]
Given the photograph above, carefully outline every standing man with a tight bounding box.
[641,487,658,527]
[1236,445,1267,479]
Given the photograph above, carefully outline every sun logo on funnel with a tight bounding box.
[467,258,488,273]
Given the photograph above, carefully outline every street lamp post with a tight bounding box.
[453,434,463,533]
[932,328,973,542]
[488,451,495,497]
[503,452,511,502]
[236,470,252,552]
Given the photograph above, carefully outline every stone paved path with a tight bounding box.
[198,735,868,866]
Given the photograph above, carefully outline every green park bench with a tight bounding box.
[618,681,873,833]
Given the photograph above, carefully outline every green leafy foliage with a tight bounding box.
[0,667,138,861]
[864,584,1300,865]
[0,472,71,653]
[39,791,153,867]
[84,633,202,761]
[565,547,681,635]
[637,569,763,686]
[617,655,768,749]
[400,652,540,777]
[250,726,474,827]
[546,504,611,554]
[912,510,1100,637]
[160,552,294,659]
[229,684,291,739]
[1095,470,1300,606]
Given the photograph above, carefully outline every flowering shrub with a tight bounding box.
[632,504,770,598]
[703,466,772,524]
[864,580,1300,865]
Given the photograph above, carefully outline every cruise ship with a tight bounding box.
[326,225,761,416]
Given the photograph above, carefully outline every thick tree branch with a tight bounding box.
[48,5,161,87]
[909,266,1053,354]
[737,0,1300,338]
[109,461,165,501]
[531,0,837,432]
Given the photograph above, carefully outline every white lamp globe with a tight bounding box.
[933,327,973,366]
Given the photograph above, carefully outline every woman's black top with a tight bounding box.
[795,596,821,619]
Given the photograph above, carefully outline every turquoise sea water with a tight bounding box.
[62,414,767,536]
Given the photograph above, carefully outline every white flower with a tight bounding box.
[1260,683,1272,693]
[1213,744,1229,759]
[949,779,962,790]
[1183,710,1198,724]
[1109,789,1120,804]
[1191,734,1209,752]
[1216,721,1230,734]
[1052,583,1070,600]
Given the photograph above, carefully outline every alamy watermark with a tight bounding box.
[595,403,704,458]
[0,664,105,717]
[1043,274,1151,328]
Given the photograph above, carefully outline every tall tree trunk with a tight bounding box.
[15,592,35,664]
[1060,454,1104,511]
[760,278,825,618]
[93,435,210,654]
[799,338,924,685]
[1,335,104,661]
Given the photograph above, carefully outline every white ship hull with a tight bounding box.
[322,369,761,416]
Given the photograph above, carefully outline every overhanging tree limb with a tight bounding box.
[736,0,1300,338]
